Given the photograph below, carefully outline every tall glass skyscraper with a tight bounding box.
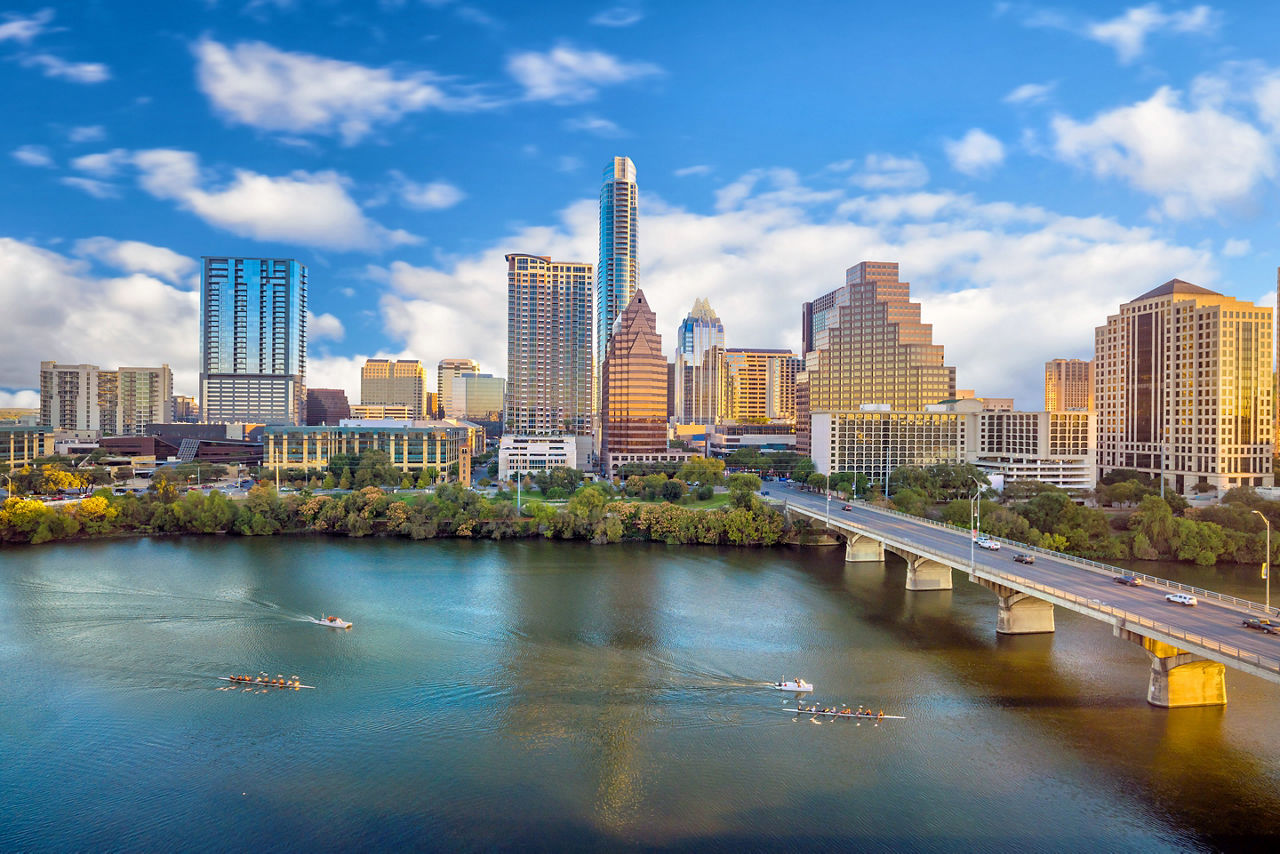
[672,297,725,426]
[199,257,307,425]
[596,156,638,412]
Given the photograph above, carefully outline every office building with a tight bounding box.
[1096,279,1273,492]
[720,348,799,423]
[672,298,725,426]
[505,254,593,437]
[498,435,580,480]
[172,395,200,423]
[350,404,415,420]
[263,422,468,473]
[361,358,428,418]
[437,358,478,418]
[455,373,505,426]
[0,424,55,472]
[600,290,685,473]
[199,256,307,425]
[1045,358,1094,411]
[305,388,351,425]
[597,156,638,408]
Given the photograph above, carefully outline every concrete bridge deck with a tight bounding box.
[767,483,1280,708]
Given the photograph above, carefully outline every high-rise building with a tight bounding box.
[172,395,200,423]
[597,156,638,409]
[720,348,799,423]
[802,262,955,412]
[115,366,173,435]
[601,289,677,473]
[305,388,351,425]
[455,373,505,424]
[199,257,307,425]
[672,298,725,425]
[40,362,102,432]
[437,358,479,418]
[505,254,593,436]
[1045,358,1094,411]
[1095,279,1273,492]
[361,358,428,418]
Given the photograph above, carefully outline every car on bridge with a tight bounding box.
[1166,593,1198,606]
[842,504,852,511]
[1013,553,1035,564]
[1113,575,1144,587]
[975,536,1000,550]
[1243,617,1280,634]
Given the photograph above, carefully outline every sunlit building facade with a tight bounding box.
[263,423,467,473]
[672,298,725,426]
[115,366,173,435]
[597,156,638,410]
[1095,279,1273,492]
[361,358,428,419]
[1045,358,1094,412]
[200,257,307,425]
[437,358,479,418]
[720,348,799,423]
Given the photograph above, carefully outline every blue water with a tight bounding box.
[1,536,1276,851]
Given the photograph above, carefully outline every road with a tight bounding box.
[768,482,1280,675]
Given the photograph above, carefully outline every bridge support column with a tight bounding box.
[1128,635,1226,708]
[905,557,952,591]
[994,591,1055,635]
[845,534,884,563]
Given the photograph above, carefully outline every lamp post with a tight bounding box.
[2,472,12,501]
[1253,510,1271,612]
[824,471,831,530]
[969,475,983,539]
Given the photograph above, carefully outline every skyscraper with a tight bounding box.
[115,366,173,434]
[600,289,670,473]
[802,261,955,413]
[437,358,479,418]
[40,362,102,432]
[505,254,593,436]
[1095,279,1273,492]
[597,156,638,408]
[672,297,725,425]
[199,257,307,425]
[1045,358,1094,411]
[361,358,428,418]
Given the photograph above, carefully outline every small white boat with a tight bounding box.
[310,614,353,629]
[772,679,813,692]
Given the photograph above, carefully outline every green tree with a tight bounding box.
[338,467,353,490]
[676,456,725,487]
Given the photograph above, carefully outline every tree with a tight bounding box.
[790,457,816,483]
[338,467,352,490]
[661,478,687,503]
[322,472,336,489]
[727,473,761,508]
[676,456,725,487]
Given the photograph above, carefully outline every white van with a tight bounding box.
[1165,593,1198,606]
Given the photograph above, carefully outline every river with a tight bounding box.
[1,536,1277,851]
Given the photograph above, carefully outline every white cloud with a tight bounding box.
[193,38,491,144]
[1222,238,1251,257]
[564,115,625,137]
[556,155,583,172]
[0,238,200,391]
[20,54,110,83]
[0,8,54,44]
[67,125,105,143]
[944,129,1006,176]
[130,149,417,250]
[308,311,345,341]
[59,176,119,199]
[360,175,1216,409]
[674,164,712,177]
[1086,3,1216,63]
[390,171,466,210]
[12,145,53,167]
[0,389,40,408]
[1004,82,1055,105]
[71,148,130,178]
[1052,86,1275,218]
[590,6,643,26]
[73,237,197,286]
[849,154,929,190]
[507,44,660,103]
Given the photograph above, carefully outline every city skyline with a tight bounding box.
[5,2,1280,411]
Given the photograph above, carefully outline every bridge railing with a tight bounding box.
[774,493,1279,618]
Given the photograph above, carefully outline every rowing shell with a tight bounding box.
[218,677,315,689]
[783,708,904,720]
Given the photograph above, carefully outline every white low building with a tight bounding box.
[499,435,582,479]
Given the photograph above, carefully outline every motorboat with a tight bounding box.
[310,614,353,629]
[772,679,813,692]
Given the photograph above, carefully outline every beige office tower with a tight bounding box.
[361,359,428,418]
[1045,358,1094,411]
[505,254,593,436]
[1096,279,1273,492]
[801,261,956,413]
[719,348,800,422]
[116,366,173,434]
[437,358,479,418]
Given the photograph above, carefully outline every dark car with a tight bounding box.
[1113,575,1144,587]
[1013,553,1035,565]
[1243,617,1280,635]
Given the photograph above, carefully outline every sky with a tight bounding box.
[3,0,1279,413]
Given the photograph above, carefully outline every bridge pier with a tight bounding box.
[974,580,1056,634]
[845,534,884,563]
[905,557,952,591]
[1128,635,1227,708]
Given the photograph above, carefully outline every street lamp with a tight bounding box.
[824,471,831,529]
[1253,510,1271,613]
[2,472,12,501]
[969,475,983,539]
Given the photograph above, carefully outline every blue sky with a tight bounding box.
[3,0,1279,411]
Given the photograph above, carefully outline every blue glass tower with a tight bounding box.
[199,256,307,425]
[596,156,638,414]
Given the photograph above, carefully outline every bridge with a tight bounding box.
[766,483,1280,709]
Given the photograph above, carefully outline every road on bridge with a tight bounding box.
[768,482,1280,670]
